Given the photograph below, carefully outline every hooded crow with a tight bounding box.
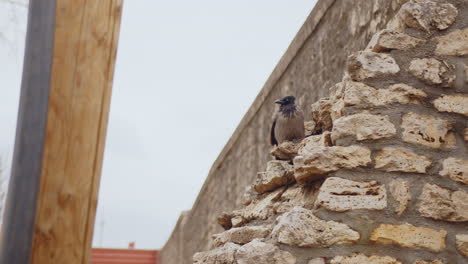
[270,95,305,146]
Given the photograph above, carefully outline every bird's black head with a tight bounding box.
[275,96,296,106]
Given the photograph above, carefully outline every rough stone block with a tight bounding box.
[389,179,410,216]
[401,112,453,148]
[236,239,296,264]
[298,132,332,156]
[308,258,326,264]
[270,141,301,160]
[211,225,271,248]
[375,147,431,173]
[409,58,455,86]
[370,223,447,252]
[413,260,445,264]
[272,183,318,214]
[456,234,468,257]
[330,254,402,264]
[315,177,387,212]
[293,145,371,183]
[418,183,468,222]
[254,160,294,194]
[398,0,457,32]
[435,28,468,56]
[439,157,468,185]
[331,112,396,142]
[304,120,317,135]
[311,98,334,132]
[193,242,240,264]
[433,94,468,117]
[367,29,425,52]
[342,81,427,107]
[272,207,360,247]
[347,51,400,81]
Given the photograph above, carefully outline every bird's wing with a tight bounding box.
[270,115,278,146]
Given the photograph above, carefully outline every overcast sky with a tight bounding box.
[0,0,317,249]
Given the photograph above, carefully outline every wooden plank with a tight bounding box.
[0,0,56,263]
[29,0,123,263]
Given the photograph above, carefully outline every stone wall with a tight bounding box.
[192,0,468,263]
[159,0,468,263]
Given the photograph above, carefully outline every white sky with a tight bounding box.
[0,0,317,249]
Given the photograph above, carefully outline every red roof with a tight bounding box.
[91,248,159,264]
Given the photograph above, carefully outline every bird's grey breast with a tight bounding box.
[274,110,305,143]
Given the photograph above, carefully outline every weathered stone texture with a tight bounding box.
[298,132,332,156]
[311,98,334,132]
[273,184,317,214]
[439,158,468,185]
[375,147,431,173]
[418,183,468,222]
[308,258,326,264]
[433,94,468,117]
[270,141,301,160]
[330,254,402,264]
[347,51,400,81]
[340,81,427,107]
[398,0,457,32]
[211,226,271,248]
[389,179,410,216]
[435,28,468,56]
[367,29,425,52]
[331,113,396,142]
[401,112,453,148]
[193,242,240,264]
[254,160,294,194]
[315,177,387,212]
[293,146,371,183]
[370,224,447,252]
[236,239,296,264]
[413,260,445,264]
[272,207,360,247]
[409,58,454,86]
[456,234,468,257]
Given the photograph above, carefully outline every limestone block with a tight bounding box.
[433,94,468,117]
[217,188,284,229]
[398,0,458,32]
[413,260,445,264]
[342,81,427,107]
[418,183,468,222]
[409,58,455,86]
[389,179,410,216]
[456,234,468,257]
[311,98,334,132]
[273,184,318,214]
[331,112,396,142]
[304,120,317,135]
[435,28,468,56]
[367,29,425,52]
[370,223,447,252]
[439,157,468,185]
[330,254,402,264]
[254,160,294,194]
[375,147,431,173]
[270,141,301,160]
[272,207,360,247]
[193,242,240,264]
[236,239,296,264]
[211,225,271,248]
[347,51,400,81]
[298,132,332,156]
[315,177,387,212]
[308,258,326,264]
[293,146,371,183]
[401,112,453,148]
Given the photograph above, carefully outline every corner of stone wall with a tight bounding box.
[192,1,468,263]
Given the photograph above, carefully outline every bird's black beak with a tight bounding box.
[275,99,283,105]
